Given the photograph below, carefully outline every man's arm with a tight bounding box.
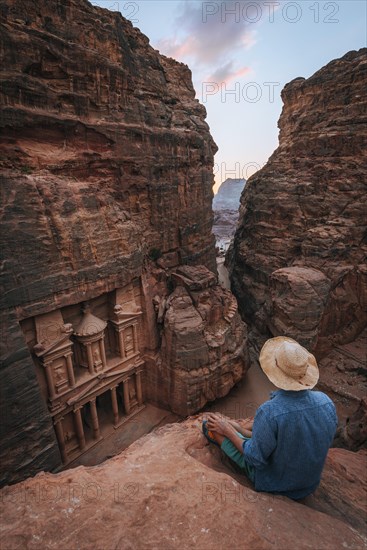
[232,418,253,438]
[242,407,277,469]
[207,408,278,469]
[206,414,246,453]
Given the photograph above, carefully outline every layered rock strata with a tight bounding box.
[0,418,366,549]
[0,0,247,486]
[227,49,367,403]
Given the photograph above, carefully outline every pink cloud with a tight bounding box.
[158,35,197,61]
[207,62,251,84]
[157,1,280,65]
[156,1,281,95]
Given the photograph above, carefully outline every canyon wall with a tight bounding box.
[0,0,247,486]
[228,49,367,360]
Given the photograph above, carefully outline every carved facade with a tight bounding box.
[22,281,145,465]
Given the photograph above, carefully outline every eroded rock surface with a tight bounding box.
[305,447,367,535]
[0,418,366,550]
[319,329,367,450]
[0,0,247,486]
[158,267,248,415]
[228,48,367,356]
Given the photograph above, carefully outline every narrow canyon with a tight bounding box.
[0,0,366,548]
[0,0,248,486]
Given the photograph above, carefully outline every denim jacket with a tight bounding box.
[243,390,338,499]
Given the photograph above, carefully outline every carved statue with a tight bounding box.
[153,295,167,324]
[93,348,100,365]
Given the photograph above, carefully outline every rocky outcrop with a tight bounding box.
[213,178,245,254]
[0,417,366,549]
[156,266,248,415]
[334,398,367,452]
[228,48,366,356]
[227,49,367,451]
[319,329,367,450]
[0,0,248,486]
[305,447,367,535]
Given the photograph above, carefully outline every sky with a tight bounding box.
[91,0,366,192]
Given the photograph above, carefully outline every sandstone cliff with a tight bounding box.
[157,266,247,415]
[227,49,366,379]
[0,0,248,486]
[0,417,366,549]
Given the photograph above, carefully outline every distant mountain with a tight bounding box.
[212,178,246,255]
[213,178,246,210]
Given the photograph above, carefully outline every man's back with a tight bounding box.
[243,389,338,499]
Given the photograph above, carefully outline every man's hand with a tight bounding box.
[206,413,236,438]
[205,412,248,455]
[238,417,254,432]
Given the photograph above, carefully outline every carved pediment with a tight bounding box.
[33,334,73,357]
[34,310,73,357]
[113,304,142,322]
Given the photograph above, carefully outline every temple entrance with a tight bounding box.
[54,375,145,465]
[81,390,125,443]
[20,281,147,467]
[61,403,181,470]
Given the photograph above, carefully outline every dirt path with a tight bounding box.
[217,256,230,288]
[211,258,276,418]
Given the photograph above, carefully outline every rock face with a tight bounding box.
[0,0,248,486]
[334,398,367,452]
[320,328,367,451]
[227,49,367,378]
[228,49,367,355]
[157,266,248,415]
[213,178,245,254]
[0,417,366,550]
[305,447,367,536]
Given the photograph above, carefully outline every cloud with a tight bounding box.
[207,61,251,85]
[157,1,280,85]
[155,0,282,97]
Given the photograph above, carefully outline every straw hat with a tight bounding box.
[259,336,319,391]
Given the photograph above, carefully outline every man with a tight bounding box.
[203,336,338,500]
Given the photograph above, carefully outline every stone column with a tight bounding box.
[74,343,82,368]
[54,419,68,464]
[111,386,119,426]
[132,324,139,354]
[118,330,125,360]
[65,353,76,387]
[74,407,86,450]
[99,338,107,370]
[86,343,94,375]
[136,370,143,406]
[89,398,100,439]
[123,378,130,415]
[44,362,56,399]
